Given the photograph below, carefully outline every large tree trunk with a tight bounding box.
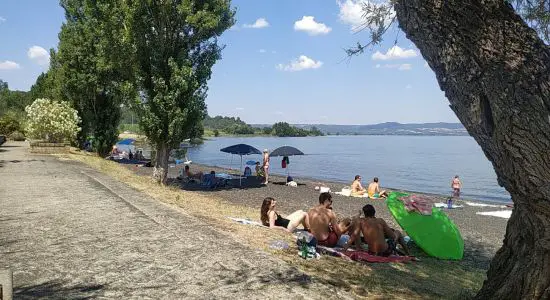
[153,143,170,184]
[394,0,550,298]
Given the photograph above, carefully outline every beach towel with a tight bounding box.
[342,250,417,263]
[335,187,368,198]
[400,195,432,215]
[476,210,512,219]
[434,202,464,209]
[316,246,415,263]
[228,217,267,227]
[464,201,507,208]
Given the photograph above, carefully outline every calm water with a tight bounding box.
[187,136,510,203]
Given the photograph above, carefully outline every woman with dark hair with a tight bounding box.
[260,197,310,232]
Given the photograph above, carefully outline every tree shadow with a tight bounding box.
[14,280,105,299]
[175,176,268,192]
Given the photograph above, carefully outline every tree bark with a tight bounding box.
[394,0,550,298]
[153,143,169,184]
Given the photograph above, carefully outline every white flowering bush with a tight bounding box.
[25,98,81,143]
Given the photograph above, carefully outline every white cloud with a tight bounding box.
[243,18,269,29]
[0,17,6,23]
[27,46,50,66]
[405,84,412,89]
[277,55,323,72]
[294,16,332,35]
[0,60,20,70]
[375,63,412,71]
[259,49,266,53]
[337,0,395,32]
[236,107,244,111]
[399,63,412,70]
[371,45,418,60]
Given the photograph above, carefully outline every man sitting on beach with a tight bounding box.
[178,165,203,181]
[344,204,410,256]
[368,177,388,199]
[308,193,352,247]
[351,175,367,196]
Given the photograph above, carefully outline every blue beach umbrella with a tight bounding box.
[220,144,262,185]
[246,160,257,165]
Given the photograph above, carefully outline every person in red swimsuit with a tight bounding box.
[308,193,352,247]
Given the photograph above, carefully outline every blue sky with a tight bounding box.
[0,0,459,125]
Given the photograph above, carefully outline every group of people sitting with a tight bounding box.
[260,192,409,257]
[351,175,388,198]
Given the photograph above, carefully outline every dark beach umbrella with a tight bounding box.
[220,144,262,185]
[269,146,304,157]
[269,146,304,177]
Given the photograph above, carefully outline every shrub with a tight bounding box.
[0,113,22,135]
[25,98,81,143]
[10,131,25,141]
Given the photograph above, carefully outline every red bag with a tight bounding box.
[281,158,287,168]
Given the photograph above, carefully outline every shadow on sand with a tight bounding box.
[14,280,105,299]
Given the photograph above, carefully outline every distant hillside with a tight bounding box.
[251,122,468,136]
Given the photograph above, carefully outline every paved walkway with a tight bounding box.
[0,142,352,299]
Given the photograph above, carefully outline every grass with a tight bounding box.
[65,151,486,299]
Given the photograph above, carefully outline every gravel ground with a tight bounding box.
[125,161,510,269]
[0,142,355,299]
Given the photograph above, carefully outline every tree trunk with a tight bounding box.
[153,143,169,184]
[394,0,550,298]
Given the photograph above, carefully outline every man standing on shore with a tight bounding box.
[451,175,462,198]
[308,193,352,247]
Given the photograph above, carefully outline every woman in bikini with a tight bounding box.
[451,175,462,198]
[262,149,270,184]
[260,197,310,232]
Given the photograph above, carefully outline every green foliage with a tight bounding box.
[0,80,33,119]
[0,113,22,135]
[203,115,255,135]
[262,127,272,135]
[56,0,134,155]
[270,122,323,137]
[10,131,25,141]
[125,0,235,176]
[213,129,220,137]
[25,98,81,143]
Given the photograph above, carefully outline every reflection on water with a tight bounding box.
[182,136,510,202]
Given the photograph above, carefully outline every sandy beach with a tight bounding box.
[123,161,510,270]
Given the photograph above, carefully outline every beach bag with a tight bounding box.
[287,176,293,183]
[281,158,287,168]
[340,187,352,197]
[286,181,298,187]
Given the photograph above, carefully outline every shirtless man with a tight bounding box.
[367,177,388,199]
[351,175,367,196]
[344,204,409,256]
[308,193,352,247]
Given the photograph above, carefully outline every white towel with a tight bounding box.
[434,202,464,209]
[464,201,507,208]
[476,210,512,219]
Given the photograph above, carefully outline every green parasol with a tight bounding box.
[386,192,464,260]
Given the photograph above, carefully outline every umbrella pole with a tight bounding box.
[240,155,243,186]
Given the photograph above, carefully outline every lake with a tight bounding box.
[186,136,510,203]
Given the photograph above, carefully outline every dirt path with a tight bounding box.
[0,141,353,299]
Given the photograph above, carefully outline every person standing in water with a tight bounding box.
[451,175,462,198]
[262,149,270,184]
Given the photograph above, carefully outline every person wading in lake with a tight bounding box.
[308,193,352,247]
[351,175,367,196]
[262,149,270,185]
[451,175,462,198]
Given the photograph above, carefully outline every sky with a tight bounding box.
[0,0,459,125]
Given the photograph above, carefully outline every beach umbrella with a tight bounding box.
[386,192,464,260]
[269,146,304,177]
[220,144,262,186]
[245,160,257,165]
[269,146,304,157]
